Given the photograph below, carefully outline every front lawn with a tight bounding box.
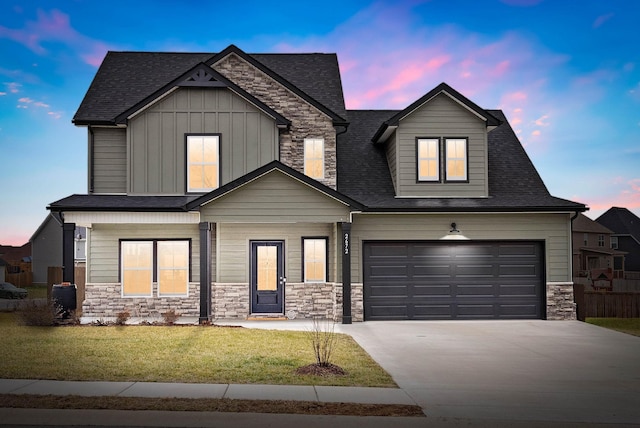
[0,313,395,387]
[586,318,640,337]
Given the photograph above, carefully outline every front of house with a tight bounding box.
[49,45,586,323]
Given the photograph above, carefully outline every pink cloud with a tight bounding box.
[580,178,640,217]
[593,13,615,29]
[0,9,114,67]
[531,130,541,137]
[534,114,550,126]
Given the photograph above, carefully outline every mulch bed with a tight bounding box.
[294,363,347,377]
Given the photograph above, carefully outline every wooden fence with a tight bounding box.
[574,283,640,319]
[4,271,33,287]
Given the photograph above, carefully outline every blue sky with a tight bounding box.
[1,0,639,245]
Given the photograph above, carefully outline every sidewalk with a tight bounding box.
[0,378,416,406]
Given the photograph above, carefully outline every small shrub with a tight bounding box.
[115,310,130,325]
[308,316,338,367]
[17,300,63,326]
[162,309,180,325]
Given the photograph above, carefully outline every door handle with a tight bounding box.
[279,277,286,285]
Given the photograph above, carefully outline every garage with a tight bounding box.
[363,241,545,320]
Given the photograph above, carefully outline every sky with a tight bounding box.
[1,0,639,246]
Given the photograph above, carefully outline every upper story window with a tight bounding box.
[304,138,324,179]
[445,138,468,182]
[611,236,618,249]
[417,138,439,182]
[583,233,588,246]
[187,134,219,193]
[598,234,605,247]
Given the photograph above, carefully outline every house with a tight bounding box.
[571,213,625,289]
[30,214,87,286]
[597,207,640,274]
[48,45,587,322]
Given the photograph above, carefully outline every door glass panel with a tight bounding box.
[257,246,278,291]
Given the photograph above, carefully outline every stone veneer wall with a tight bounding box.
[81,283,200,320]
[212,283,250,319]
[546,282,576,320]
[213,54,337,189]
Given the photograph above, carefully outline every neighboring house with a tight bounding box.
[48,45,587,322]
[30,214,86,286]
[572,213,625,289]
[597,207,640,273]
[0,244,32,274]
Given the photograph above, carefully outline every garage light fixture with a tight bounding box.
[450,222,459,233]
[441,222,470,240]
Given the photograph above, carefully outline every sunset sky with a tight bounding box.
[1,0,639,245]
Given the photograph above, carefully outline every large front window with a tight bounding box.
[121,240,190,298]
[304,138,324,179]
[187,134,219,192]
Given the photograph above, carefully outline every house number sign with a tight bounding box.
[344,232,349,255]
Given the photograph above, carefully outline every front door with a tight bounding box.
[250,241,285,314]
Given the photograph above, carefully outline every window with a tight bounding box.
[158,241,189,296]
[445,138,468,181]
[598,234,605,247]
[417,138,439,181]
[187,134,219,192]
[583,233,588,246]
[121,241,153,297]
[304,138,324,179]
[611,236,618,249]
[120,240,190,298]
[303,238,327,283]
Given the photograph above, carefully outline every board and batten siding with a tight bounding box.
[199,170,351,223]
[87,224,203,284]
[92,127,126,194]
[350,213,572,284]
[217,223,336,284]
[394,93,488,197]
[128,87,279,194]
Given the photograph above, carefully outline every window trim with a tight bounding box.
[598,234,605,247]
[611,236,618,249]
[185,133,221,193]
[444,137,469,183]
[119,239,192,298]
[416,137,441,182]
[303,138,325,179]
[301,236,329,283]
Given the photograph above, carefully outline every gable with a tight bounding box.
[198,169,351,223]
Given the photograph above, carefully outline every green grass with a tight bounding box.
[24,285,48,299]
[586,318,640,337]
[0,313,395,387]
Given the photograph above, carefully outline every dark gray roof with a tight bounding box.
[338,109,587,212]
[73,47,347,125]
[48,195,196,212]
[597,207,640,239]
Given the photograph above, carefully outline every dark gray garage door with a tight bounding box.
[363,241,544,320]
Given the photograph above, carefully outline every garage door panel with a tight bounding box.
[363,241,544,321]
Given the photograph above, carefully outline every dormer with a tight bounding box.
[372,83,501,198]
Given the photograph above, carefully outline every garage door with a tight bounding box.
[363,241,544,320]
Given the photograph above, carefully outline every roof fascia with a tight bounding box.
[373,82,502,143]
[208,45,348,126]
[114,62,290,127]
[187,160,364,210]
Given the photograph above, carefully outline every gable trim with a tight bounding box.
[115,62,291,127]
[208,45,348,126]
[186,161,363,211]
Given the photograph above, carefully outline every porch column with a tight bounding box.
[62,222,75,283]
[341,222,352,324]
[199,222,212,323]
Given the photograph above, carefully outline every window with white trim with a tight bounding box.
[304,138,324,179]
[187,134,219,192]
[598,234,605,247]
[303,238,327,283]
[121,241,153,297]
[445,138,468,181]
[417,138,439,182]
[611,236,618,249]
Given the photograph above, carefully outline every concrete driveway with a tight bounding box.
[341,320,640,425]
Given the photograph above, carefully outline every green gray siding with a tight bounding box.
[128,87,279,194]
[199,170,351,223]
[350,213,571,284]
[394,93,488,197]
[92,127,126,194]
[87,224,202,284]
[217,223,336,283]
